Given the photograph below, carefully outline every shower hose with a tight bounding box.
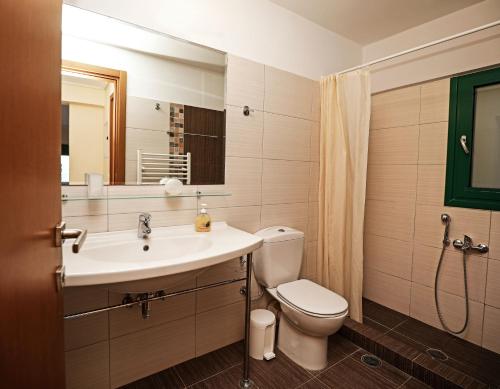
[434,241,469,335]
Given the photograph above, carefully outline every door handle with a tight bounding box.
[55,221,87,253]
[459,135,470,154]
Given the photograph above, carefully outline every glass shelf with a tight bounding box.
[61,191,232,201]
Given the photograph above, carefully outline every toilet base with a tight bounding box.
[277,317,328,370]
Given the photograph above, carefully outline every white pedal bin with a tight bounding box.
[249,309,276,360]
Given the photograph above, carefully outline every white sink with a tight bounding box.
[63,222,263,286]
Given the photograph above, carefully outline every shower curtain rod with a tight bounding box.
[337,19,500,75]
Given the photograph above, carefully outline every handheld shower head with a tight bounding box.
[441,214,451,245]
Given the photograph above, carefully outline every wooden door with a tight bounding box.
[0,1,65,387]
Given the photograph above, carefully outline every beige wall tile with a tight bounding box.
[364,199,415,242]
[109,293,195,339]
[196,301,245,356]
[65,341,109,389]
[225,105,263,158]
[366,164,417,202]
[414,205,490,250]
[198,157,262,208]
[416,165,446,206]
[311,82,320,122]
[410,283,483,345]
[371,85,420,130]
[261,202,308,233]
[197,281,245,313]
[263,113,312,161]
[110,316,195,388]
[368,126,419,165]
[62,199,108,217]
[418,122,448,164]
[262,159,310,205]
[126,96,170,131]
[485,259,500,308]
[412,244,487,302]
[108,209,197,231]
[226,55,264,110]
[108,197,197,215]
[420,78,450,124]
[125,127,170,160]
[309,162,319,202]
[363,267,411,315]
[482,305,500,354]
[209,206,261,233]
[307,202,318,242]
[264,66,314,120]
[364,234,412,280]
[310,121,320,161]
[489,212,500,260]
[65,215,107,233]
[302,241,318,283]
[197,257,246,287]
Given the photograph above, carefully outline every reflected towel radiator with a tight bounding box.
[136,151,191,185]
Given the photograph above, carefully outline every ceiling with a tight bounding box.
[269,0,485,44]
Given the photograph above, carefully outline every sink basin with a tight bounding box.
[63,222,263,286]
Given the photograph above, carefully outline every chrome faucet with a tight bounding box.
[138,213,152,238]
[453,235,489,254]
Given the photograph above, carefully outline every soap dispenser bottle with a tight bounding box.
[195,203,211,232]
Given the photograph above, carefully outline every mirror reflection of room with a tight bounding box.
[61,6,226,186]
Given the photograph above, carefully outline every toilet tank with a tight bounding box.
[253,226,304,288]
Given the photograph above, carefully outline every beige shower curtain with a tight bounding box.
[316,69,370,323]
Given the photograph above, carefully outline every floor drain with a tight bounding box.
[361,354,382,367]
[426,348,448,361]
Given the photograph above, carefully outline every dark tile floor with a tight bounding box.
[120,334,429,389]
[341,299,500,389]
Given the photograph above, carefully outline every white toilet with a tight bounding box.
[253,226,349,370]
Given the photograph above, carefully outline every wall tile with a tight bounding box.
[420,78,450,124]
[65,341,109,389]
[110,316,195,388]
[366,164,417,202]
[489,212,500,260]
[125,127,170,161]
[311,82,321,122]
[108,209,197,231]
[195,301,245,356]
[108,196,196,215]
[62,186,108,217]
[307,202,318,242]
[416,165,446,206]
[363,267,411,315]
[368,126,419,165]
[264,66,314,120]
[225,55,264,110]
[410,283,484,346]
[126,96,170,131]
[225,105,263,158]
[418,122,448,164]
[485,259,500,308]
[414,204,490,251]
[302,240,318,283]
[310,121,320,161]
[371,85,420,130]
[412,244,487,302]
[364,199,415,242]
[482,305,500,354]
[209,206,261,233]
[65,215,107,233]
[198,156,262,208]
[261,202,308,233]
[364,234,412,280]
[309,162,319,202]
[262,159,310,204]
[263,112,312,161]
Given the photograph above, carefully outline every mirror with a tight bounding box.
[61,5,226,186]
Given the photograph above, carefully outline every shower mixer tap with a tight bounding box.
[453,235,489,254]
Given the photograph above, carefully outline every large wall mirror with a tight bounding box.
[61,5,226,186]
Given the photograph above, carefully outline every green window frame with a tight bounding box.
[445,66,500,211]
[444,67,500,211]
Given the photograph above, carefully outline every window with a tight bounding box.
[445,66,500,211]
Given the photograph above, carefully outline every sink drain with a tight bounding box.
[143,244,150,251]
[426,348,448,361]
[360,354,382,367]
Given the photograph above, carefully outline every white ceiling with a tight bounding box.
[269,0,485,44]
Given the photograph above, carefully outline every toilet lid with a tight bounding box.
[277,279,348,316]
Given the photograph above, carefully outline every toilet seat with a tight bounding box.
[273,279,349,318]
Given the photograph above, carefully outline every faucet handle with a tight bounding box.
[139,212,152,222]
[453,235,488,254]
